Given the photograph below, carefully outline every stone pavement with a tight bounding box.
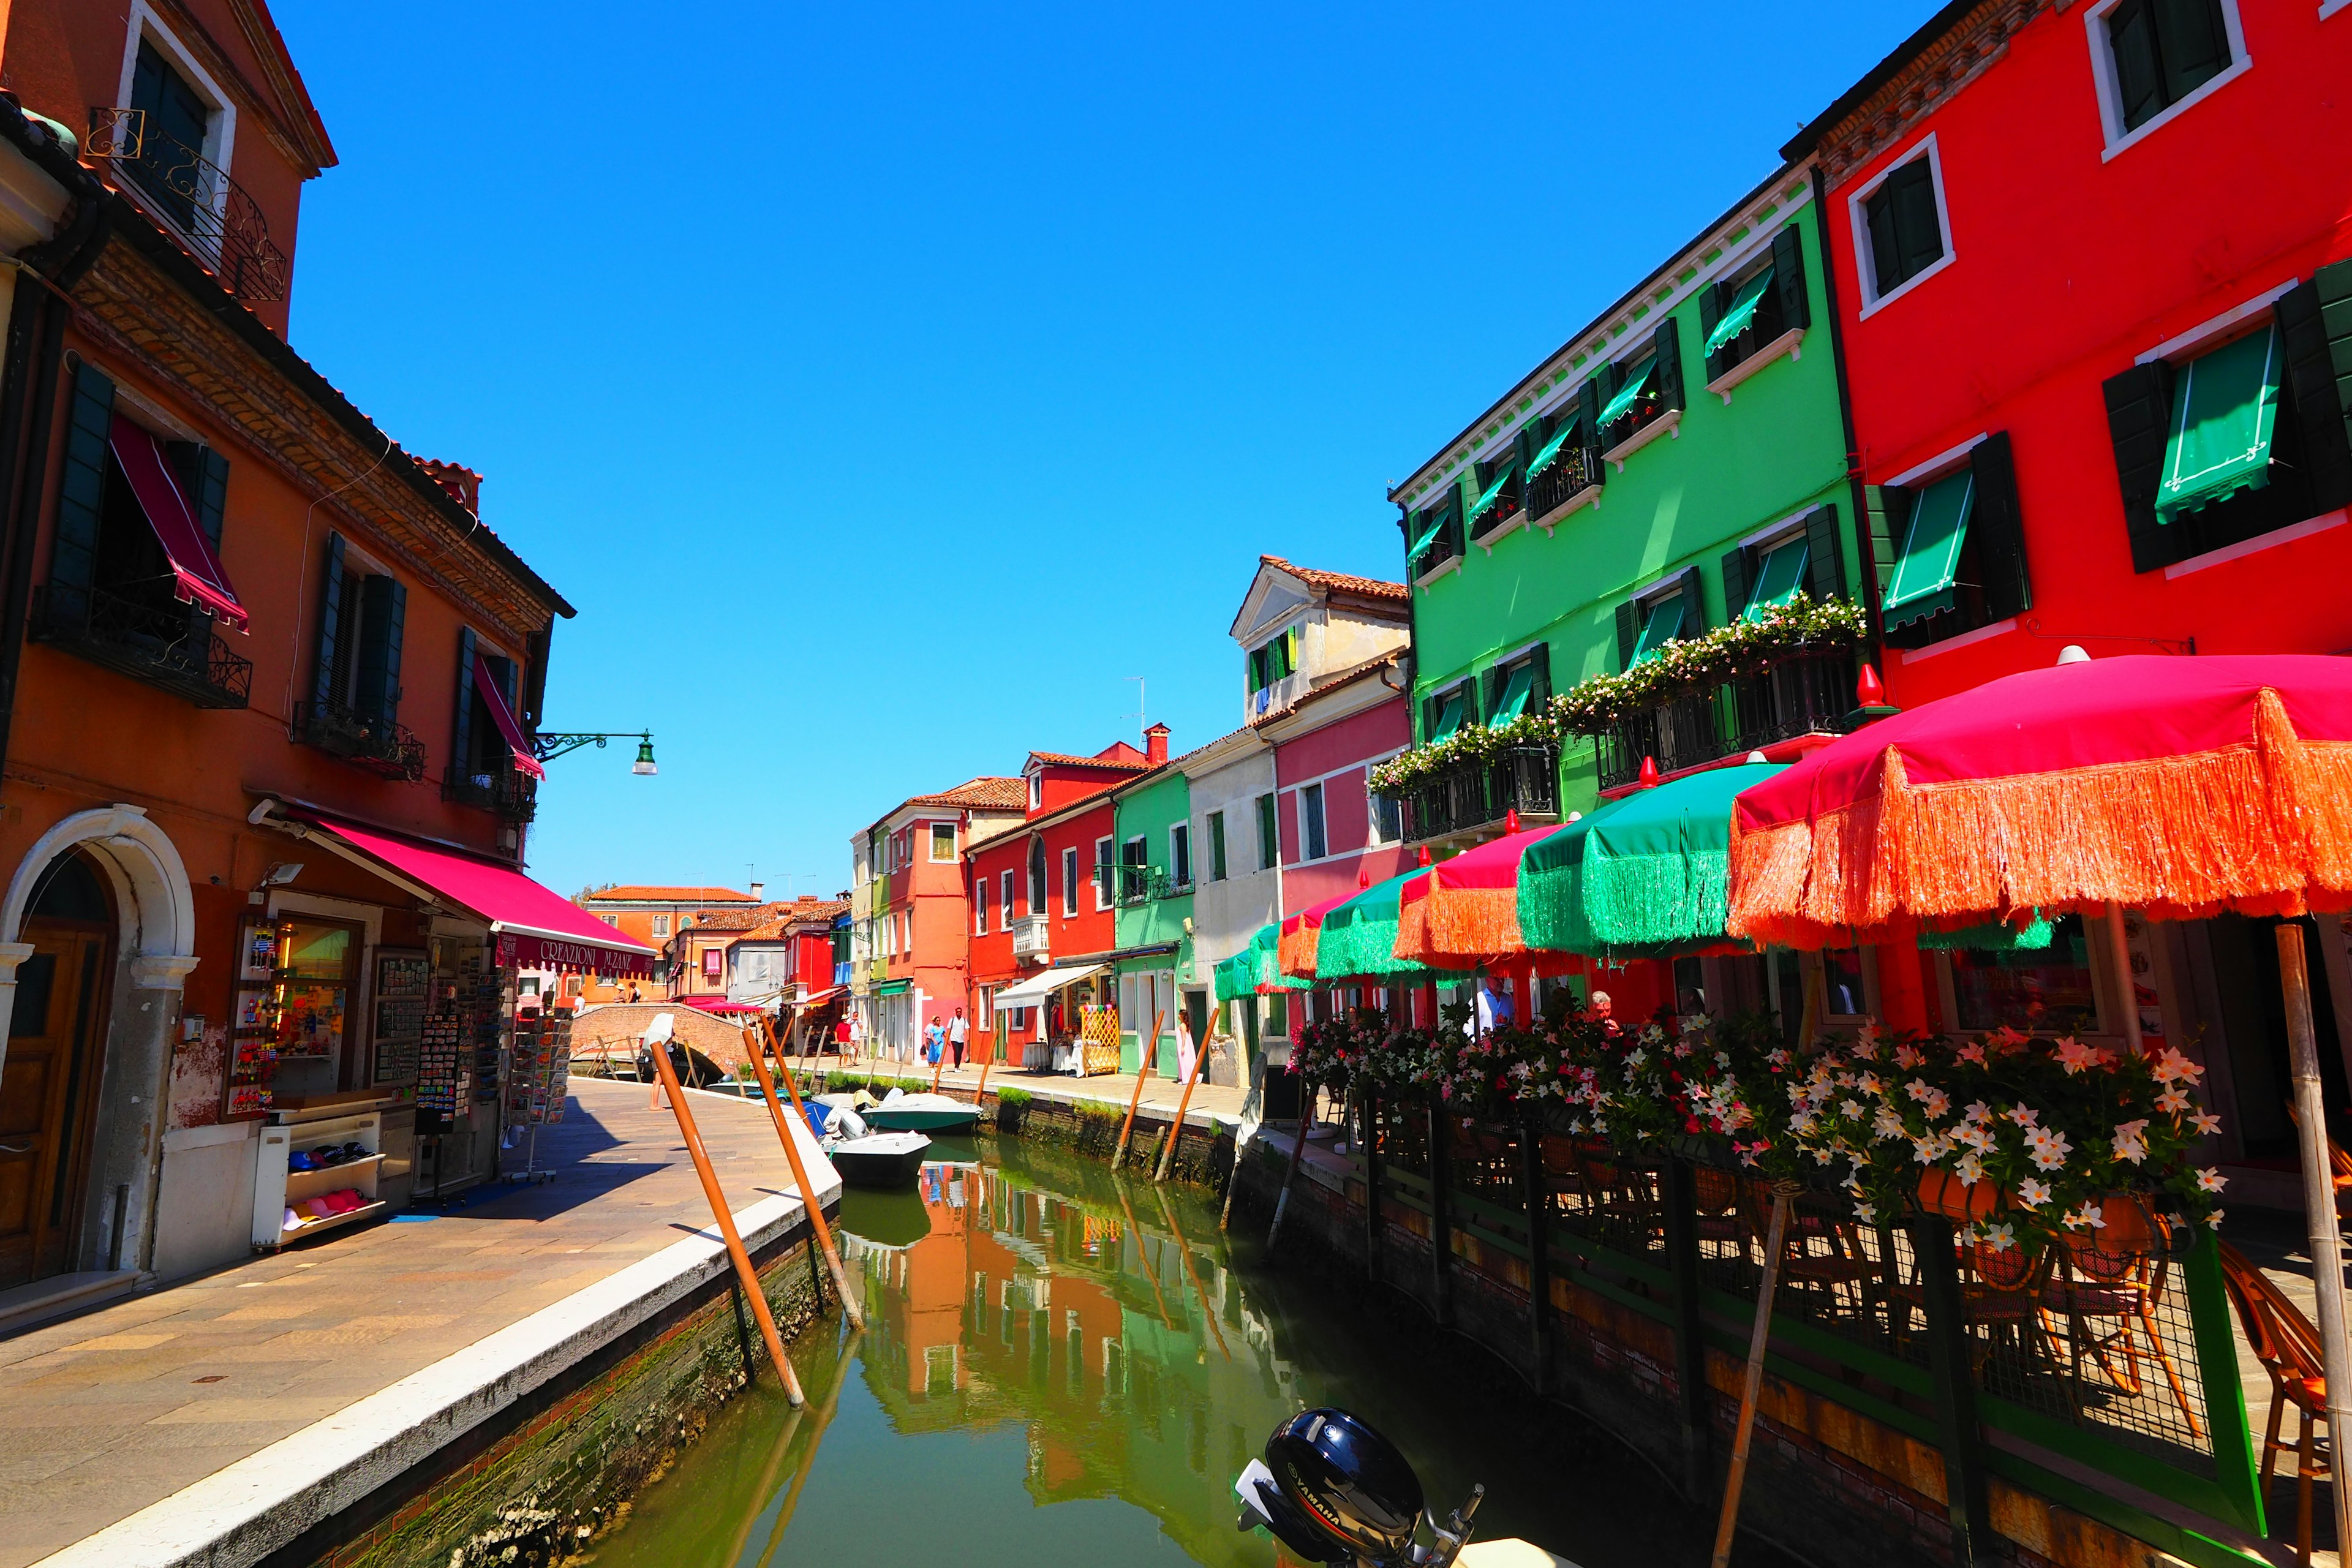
[0,1079,803,1568]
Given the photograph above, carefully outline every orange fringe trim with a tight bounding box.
[1278,921,1319,979]
[1726,688,2352,948]
[1423,884,1525,958]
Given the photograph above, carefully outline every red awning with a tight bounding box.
[110,417,247,631]
[790,986,845,1009]
[292,810,658,978]
[473,656,546,779]
[681,997,764,1015]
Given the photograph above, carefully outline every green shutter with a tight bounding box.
[1208,812,1226,881]
[1969,432,2032,619]
[1430,693,1465,741]
[1614,600,1640,669]
[1490,663,1535,725]
[1466,458,1517,531]
[1804,505,1844,603]
[520,625,550,729]
[1719,545,1752,628]
[1743,538,1810,621]
[1703,265,1775,359]
[1629,597,1684,665]
[2102,361,2175,571]
[1883,469,1975,628]
[451,626,478,776]
[1653,315,1685,413]
[51,362,115,598]
[1674,565,1706,637]
[1527,643,1551,707]
[2155,325,2281,526]
[1863,485,1911,605]
[1408,505,1447,558]
[1526,417,1577,480]
[310,532,348,712]
[1771,223,1810,334]
[353,575,404,725]
[2275,276,2352,515]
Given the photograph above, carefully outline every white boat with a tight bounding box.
[828,1131,932,1187]
[862,1088,981,1134]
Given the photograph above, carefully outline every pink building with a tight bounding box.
[1264,653,1412,914]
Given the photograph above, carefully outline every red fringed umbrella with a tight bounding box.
[1391,827,1582,972]
[1277,886,1364,979]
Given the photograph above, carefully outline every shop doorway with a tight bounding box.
[0,853,116,1289]
[2209,913,2346,1161]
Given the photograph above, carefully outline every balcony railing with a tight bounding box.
[1590,644,1858,792]
[1392,742,1561,843]
[87,108,288,303]
[1466,477,1524,543]
[1526,445,1602,522]
[295,700,426,782]
[1011,914,1052,959]
[30,584,251,709]
[1116,864,1170,906]
[1411,520,1462,582]
[443,764,538,822]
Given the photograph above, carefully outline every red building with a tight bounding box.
[856,777,1027,1059]
[967,737,1156,1065]
[1788,0,2352,1191]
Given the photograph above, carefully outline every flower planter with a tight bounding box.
[1915,1168,2004,1227]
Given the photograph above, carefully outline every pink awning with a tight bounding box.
[681,997,763,1015]
[293,810,657,978]
[473,656,546,779]
[109,416,247,631]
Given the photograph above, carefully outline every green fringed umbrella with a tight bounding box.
[1313,867,1464,981]
[1215,923,1312,1003]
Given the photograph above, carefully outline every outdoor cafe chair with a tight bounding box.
[2218,1241,2335,1566]
[2037,1199,2202,1440]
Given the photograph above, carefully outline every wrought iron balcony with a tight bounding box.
[295,700,426,782]
[1011,914,1052,960]
[1589,644,1858,792]
[88,108,288,304]
[1116,864,1171,906]
[1411,521,1462,582]
[1466,477,1524,543]
[1393,742,1561,843]
[443,764,539,822]
[1526,446,1602,523]
[31,584,251,709]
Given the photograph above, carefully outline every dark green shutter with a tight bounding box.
[1614,600,1640,669]
[1863,486,1912,604]
[1969,433,2032,619]
[1804,505,1845,603]
[1865,185,1904,299]
[51,361,115,598]
[1698,278,1724,381]
[2102,361,2176,573]
[520,626,550,729]
[1482,664,1506,721]
[1719,545,1753,622]
[1458,677,1482,729]
[2109,1,2163,129]
[1896,161,1945,282]
[452,626,477,777]
[2157,0,2231,107]
[1652,315,1685,414]
[353,574,403,725]
[1527,643,1551,707]
[1422,693,1441,742]
[2276,276,2352,514]
[2315,260,2352,435]
[1772,223,1810,333]
[310,532,348,712]
[1578,380,1604,477]
[1673,565,1706,638]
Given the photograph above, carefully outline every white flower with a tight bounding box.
[1856,1072,1884,1098]
[2153,1047,2205,1085]
[2206,1209,2226,1229]
[2198,1167,2229,1193]
[1894,1044,1924,1069]
[2017,1177,2052,1208]
[2155,1086,2190,1114]
[2005,1103,2040,1129]
[1912,1136,1943,1165]
[1624,1047,1647,1070]
[2111,1119,2150,1165]
[2056,1036,2101,1075]
[1874,1107,1909,1142]
[1853,1202,1877,1226]
[1955,1041,1987,1065]
[2064,1201,2108,1231]
[1840,1098,1866,1120]
[1979,1221,2017,1253]
[1956,1152,1985,1185]
[1964,1100,1992,1125]
[2026,1127,2074,1171]
[1905,1077,1936,1103]
[2190,1110,2223,1136]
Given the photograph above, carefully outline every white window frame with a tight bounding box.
[1169,821,1191,888]
[2083,0,2250,162]
[651,913,669,938]
[1027,771,1042,810]
[1063,846,1081,918]
[929,820,957,862]
[1298,782,1328,863]
[1093,835,1114,910]
[1365,750,1405,848]
[1000,869,1016,926]
[116,2,239,220]
[2324,0,2350,18]
[1849,134,1956,320]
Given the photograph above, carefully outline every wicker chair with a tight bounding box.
[2218,1241,2335,1566]
[2282,1102,2352,1215]
[2038,1201,2201,1439]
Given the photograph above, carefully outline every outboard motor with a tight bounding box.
[1234,1408,1483,1567]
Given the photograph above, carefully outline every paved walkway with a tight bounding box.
[791,1055,1253,1127]
[0,1080,802,1568]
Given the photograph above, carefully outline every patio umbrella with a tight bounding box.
[1390,825,1589,970]
[1723,651,2352,1552]
[1278,886,1366,979]
[1216,923,1310,1003]
[1316,866,1464,981]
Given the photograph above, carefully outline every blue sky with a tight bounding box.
[273,2,1924,901]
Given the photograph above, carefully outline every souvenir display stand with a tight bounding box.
[501,1006,571,1184]
[249,1092,388,1248]
[412,938,511,1202]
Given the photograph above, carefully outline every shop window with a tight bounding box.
[2090,0,2242,145]
[1947,914,2101,1036]
[1873,434,2031,649]
[270,918,360,1085]
[1700,225,1810,388]
[1852,140,1951,312]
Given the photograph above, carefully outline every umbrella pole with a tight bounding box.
[1155,1018,1212,1182]
[2278,923,2352,1559]
[1113,1011,1164,1169]
[744,1024,862,1331]
[2106,903,2144,1054]
[1711,1188,1792,1568]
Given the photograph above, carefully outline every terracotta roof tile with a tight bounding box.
[584,886,756,903]
[906,776,1029,810]
[1260,555,1409,602]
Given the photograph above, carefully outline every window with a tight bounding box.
[1255,793,1278,871]
[930,823,957,862]
[1520,388,1604,522]
[1368,779,1401,848]
[1701,225,1809,387]
[599,914,618,928]
[1063,846,1080,917]
[1480,644,1550,727]
[1874,435,2029,647]
[1722,507,1848,628]
[1465,450,1522,542]
[1948,914,2100,1035]
[1627,594,1686,667]
[306,533,409,755]
[1027,837,1047,914]
[1206,810,1227,881]
[1300,783,1327,861]
[1000,869,1015,926]
[974,876,988,935]
[1095,837,1115,910]
[1406,491,1464,582]
[1853,141,1951,312]
[704,947,724,979]
[1027,772,1042,810]
[1170,823,1191,888]
[126,39,214,234]
[1422,679,1477,743]
[652,914,670,938]
[1248,627,1300,693]
[1597,317,1684,454]
[1120,836,1149,902]
[1822,948,1869,1017]
[2092,0,2240,144]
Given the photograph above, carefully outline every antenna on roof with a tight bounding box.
[1125,676,1147,744]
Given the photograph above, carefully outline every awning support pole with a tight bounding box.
[2278,921,2352,1561]
[2106,902,2144,1053]
[747,1020,861,1330]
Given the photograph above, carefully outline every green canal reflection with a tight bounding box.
[592,1136,1748,1567]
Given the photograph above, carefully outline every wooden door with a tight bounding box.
[0,924,111,1287]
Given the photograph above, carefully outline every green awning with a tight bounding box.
[1526,418,1579,481]
[1628,595,1683,665]
[1408,507,1449,558]
[1430,693,1465,740]
[1488,663,1535,724]
[1883,469,1973,630]
[1741,538,1809,622]
[2157,325,2282,526]
[1518,761,1784,952]
[875,978,911,996]
[1315,870,1461,981]
[1703,264,1776,358]
[1221,923,1309,998]
[1466,462,1517,526]
[1599,358,1656,427]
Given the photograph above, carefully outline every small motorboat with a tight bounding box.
[829,1130,933,1188]
[863,1088,981,1134]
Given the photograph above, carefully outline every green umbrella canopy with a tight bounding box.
[1217,923,1310,1003]
[1519,762,1785,954]
[1313,867,1464,981]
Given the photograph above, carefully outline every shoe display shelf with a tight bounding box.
[249,1093,391,1249]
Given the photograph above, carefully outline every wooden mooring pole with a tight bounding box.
[1112,1012,1164,1169]
[745,1022,861,1330]
[1155,1017,1212,1182]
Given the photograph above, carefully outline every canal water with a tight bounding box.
[590,1136,1775,1568]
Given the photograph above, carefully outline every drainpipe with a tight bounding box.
[0,105,110,777]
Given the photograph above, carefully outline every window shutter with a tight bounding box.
[1719,544,1753,622]
[310,532,349,712]
[1482,663,1506,722]
[1422,692,1441,742]
[1896,162,1945,282]
[2157,0,2231,107]
[1863,486,1912,603]
[166,443,229,552]
[1771,223,1810,333]
[1460,676,1483,729]
[1286,625,1302,673]
[1528,643,1551,707]
[451,626,477,776]
[520,626,550,730]
[1578,379,1605,480]
[2276,276,2352,514]
[353,576,399,725]
[1515,423,1540,475]
[1615,600,1640,669]
[1652,315,1686,414]
[380,579,408,724]
[1673,565,1706,638]
[2316,259,2352,432]
[1698,278,1725,382]
[1804,505,1845,603]
[1865,186,1904,300]
[2101,361,2176,573]
[1969,432,2032,619]
[51,361,116,598]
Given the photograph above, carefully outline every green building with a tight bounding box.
[1376,164,1867,845]
[1108,755,1194,1077]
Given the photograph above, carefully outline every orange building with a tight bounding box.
[0,1,649,1305]
[573,884,758,1002]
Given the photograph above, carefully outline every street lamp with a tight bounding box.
[533,729,659,775]
[633,737,658,775]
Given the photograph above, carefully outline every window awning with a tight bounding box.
[1430,692,1466,741]
[2157,325,2282,526]
[1599,358,1655,426]
[875,978,911,996]
[284,809,660,977]
[109,416,247,631]
[1629,595,1683,665]
[1408,506,1450,557]
[1883,469,1975,629]
[1466,461,1517,525]
[993,961,1107,1008]
[1526,417,1580,481]
[1742,537,1810,622]
[1703,264,1777,358]
[473,655,546,779]
[1489,663,1535,724]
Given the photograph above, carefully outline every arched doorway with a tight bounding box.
[0,851,116,1289]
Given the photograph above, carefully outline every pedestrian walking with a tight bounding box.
[948,1007,968,1069]
[924,1014,946,1067]
[1175,1009,1197,1086]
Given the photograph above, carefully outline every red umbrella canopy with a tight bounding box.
[1393,827,1562,966]
[1277,887,1363,979]
[1727,654,2352,949]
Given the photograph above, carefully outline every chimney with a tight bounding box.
[749,881,765,900]
[1145,723,1169,766]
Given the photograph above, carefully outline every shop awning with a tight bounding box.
[1882,468,1974,630]
[473,657,546,780]
[285,809,658,978]
[1629,594,1684,665]
[2157,324,2282,526]
[1599,358,1655,427]
[1466,462,1516,526]
[1703,264,1776,358]
[683,997,764,1015]
[110,415,247,631]
[875,978,910,997]
[790,985,846,1009]
[1526,417,1580,481]
[993,962,1107,1008]
[1742,537,1810,622]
